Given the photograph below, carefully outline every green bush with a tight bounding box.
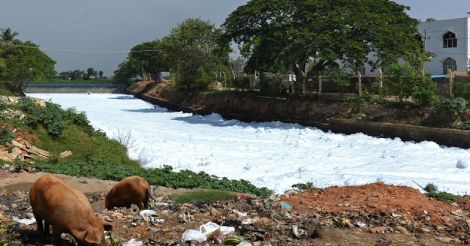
[454,81,470,101]
[19,98,98,139]
[0,128,15,145]
[260,76,281,97]
[412,79,437,106]
[427,192,460,203]
[438,97,467,115]
[32,160,272,197]
[292,182,315,191]
[0,101,6,111]
[233,77,251,91]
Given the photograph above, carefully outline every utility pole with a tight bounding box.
[422,30,431,78]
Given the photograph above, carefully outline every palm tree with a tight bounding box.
[0,28,18,43]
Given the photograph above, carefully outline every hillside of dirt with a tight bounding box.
[1,169,469,245]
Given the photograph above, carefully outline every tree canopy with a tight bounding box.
[164,18,230,89]
[128,40,169,82]
[0,28,19,43]
[114,18,230,89]
[0,38,56,93]
[223,0,425,89]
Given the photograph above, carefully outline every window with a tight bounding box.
[443,57,457,74]
[443,31,457,48]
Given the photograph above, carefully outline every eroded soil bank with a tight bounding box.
[1,170,469,245]
[129,81,470,148]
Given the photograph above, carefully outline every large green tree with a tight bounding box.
[164,18,230,89]
[223,0,425,92]
[128,40,169,82]
[0,40,56,93]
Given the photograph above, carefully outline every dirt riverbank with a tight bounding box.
[128,81,470,148]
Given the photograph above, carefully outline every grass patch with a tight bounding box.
[427,192,461,203]
[172,190,236,204]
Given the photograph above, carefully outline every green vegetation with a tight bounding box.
[172,190,236,204]
[223,0,426,92]
[427,192,461,203]
[424,183,462,203]
[291,182,315,191]
[114,18,230,90]
[0,28,56,94]
[55,68,107,81]
[438,97,467,116]
[0,128,15,145]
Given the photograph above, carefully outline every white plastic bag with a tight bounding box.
[182,229,207,243]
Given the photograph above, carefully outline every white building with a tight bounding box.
[419,17,470,75]
[363,17,470,76]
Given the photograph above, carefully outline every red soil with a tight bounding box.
[283,182,456,224]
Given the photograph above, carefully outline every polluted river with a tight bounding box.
[30,93,470,195]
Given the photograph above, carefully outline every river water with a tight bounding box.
[30,93,470,194]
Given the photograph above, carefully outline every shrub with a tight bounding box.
[427,192,460,203]
[438,97,467,115]
[424,183,438,193]
[412,79,437,106]
[292,182,315,191]
[0,128,15,145]
[0,101,6,111]
[233,77,251,91]
[32,160,273,197]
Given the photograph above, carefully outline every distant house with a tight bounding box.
[363,17,470,77]
[419,17,470,75]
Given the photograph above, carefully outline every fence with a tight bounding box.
[218,71,470,101]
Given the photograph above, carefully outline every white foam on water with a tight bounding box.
[30,93,470,194]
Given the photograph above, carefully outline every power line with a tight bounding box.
[0,41,162,54]
[0,5,156,31]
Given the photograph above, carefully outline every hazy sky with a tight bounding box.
[0,0,469,75]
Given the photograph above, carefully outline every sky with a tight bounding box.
[0,0,469,75]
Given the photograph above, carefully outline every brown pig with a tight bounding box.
[29,174,106,246]
[105,176,150,210]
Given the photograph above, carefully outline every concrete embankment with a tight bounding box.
[130,85,470,149]
[25,83,124,93]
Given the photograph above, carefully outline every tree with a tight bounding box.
[99,70,104,78]
[0,40,55,93]
[164,18,230,89]
[127,40,169,82]
[113,60,137,85]
[223,0,425,93]
[0,28,19,43]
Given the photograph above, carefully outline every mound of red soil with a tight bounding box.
[283,182,456,224]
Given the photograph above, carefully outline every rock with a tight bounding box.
[456,160,468,169]
[59,151,73,158]
[369,226,387,234]
[451,209,464,217]
[10,203,18,209]
[292,225,307,239]
[254,217,273,227]
[437,237,453,243]
[375,236,392,246]
[395,226,409,234]
[210,207,219,216]
[419,227,431,233]
[0,204,9,211]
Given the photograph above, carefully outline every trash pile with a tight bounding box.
[1,175,470,245]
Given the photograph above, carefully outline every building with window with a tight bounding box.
[419,17,469,75]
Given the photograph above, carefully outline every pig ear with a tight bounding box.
[84,229,101,245]
[104,223,113,231]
